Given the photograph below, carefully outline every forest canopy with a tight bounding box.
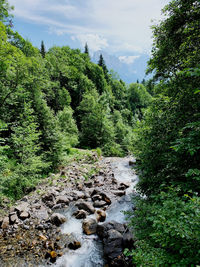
[0,1,151,202]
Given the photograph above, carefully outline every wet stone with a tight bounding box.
[82,218,97,235]
[93,200,107,208]
[73,210,87,219]
[75,200,95,214]
[51,213,66,226]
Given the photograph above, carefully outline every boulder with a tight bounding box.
[72,191,85,200]
[96,210,106,222]
[19,211,30,220]
[93,200,107,208]
[55,196,69,205]
[42,192,56,203]
[82,218,97,235]
[34,207,49,221]
[15,202,29,214]
[97,221,125,239]
[51,213,66,226]
[9,212,19,224]
[104,229,123,260]
[75,200,95,214]
[73,210,87,219]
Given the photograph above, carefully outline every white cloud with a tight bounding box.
[119,55,140,64]
[72,34,108,52]
[9,0,169,53]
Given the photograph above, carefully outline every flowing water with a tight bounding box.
[54,157,137,267]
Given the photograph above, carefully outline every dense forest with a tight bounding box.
[0,0,151,202]
[0,0,200,266]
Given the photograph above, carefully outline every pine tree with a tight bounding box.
[40,40,46,58]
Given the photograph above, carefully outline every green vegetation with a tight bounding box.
[0,1,151,202]
[126,0,200,265]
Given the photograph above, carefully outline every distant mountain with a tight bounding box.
[92,50,150,84]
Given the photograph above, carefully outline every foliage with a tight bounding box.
[0,0,13,25]
[127,0,200,266]
[126,188,200,266]
[0,10,150,203]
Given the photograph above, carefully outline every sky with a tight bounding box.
[8,0,169,63]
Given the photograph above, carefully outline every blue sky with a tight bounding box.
[9,0,169,64]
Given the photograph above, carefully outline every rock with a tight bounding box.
[129,160,135,166]
[82,218,97,235]
[9,214,19,224]
[1,217,9,229]
[122,230,134,249]
[112,190,126,197]
[75,200,95,214]
[97,221,125,239]
[101,193,112,205]
[23,225,30,230]
[94,176,104,185]
[77,183,84,191]
[93,200,107,208]
[91,188,101,197]
[34,207,49,221]
[68,240,81,250]
[55,196,69,205]
[73,210,87,219]
[91,194,102,202]
[118,182,129,191]
[51,213,66,226]
[104,229,123,257]
[19,211,30,220]
[96,210,106,222]
[15,202,29,214]
[72,191,85,200]
[42,191,56,203]
[84,181,93,188]
[52,204,63,210]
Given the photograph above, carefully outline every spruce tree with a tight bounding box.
[40,40,46,58]
[98,54,109,83]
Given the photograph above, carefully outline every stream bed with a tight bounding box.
[53,157,137,267]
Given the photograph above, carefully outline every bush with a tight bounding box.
[126,188,200,266]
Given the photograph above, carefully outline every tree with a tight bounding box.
[40,40,46,58]
[127,1,200,265]
[84,42,89,55]
[147,0,200,79]
[98,54,110,83]
[0,0,13,25]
